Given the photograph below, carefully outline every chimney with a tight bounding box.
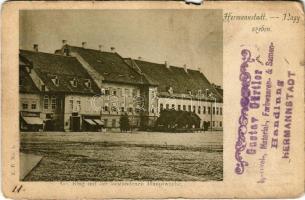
[98,45,102,51]
[33,44,38,52]
[82,42,87,48]
[165,61,169,69]
[62,40,67,46]
[183,64,187,73]
[110,47,115,52]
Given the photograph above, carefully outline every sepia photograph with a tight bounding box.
[19,9,223,181]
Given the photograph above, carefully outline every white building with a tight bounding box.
[126,59,223,130]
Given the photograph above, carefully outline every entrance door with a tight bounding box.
[70,116,80,131]
[45,120,54,131]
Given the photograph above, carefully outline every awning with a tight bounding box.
[22,116,43,125]
[84,119,97,125]
[93,119,104,125]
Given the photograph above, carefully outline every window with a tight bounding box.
[198,106,201,114]
[151,108,155,113]
[122,88,125,97]
[213,121,215,127]
[166,104,169,109]
[160,103,163,111]
[178,105,181,111]
[44,95,49,110]
[213,107,215,115]
[104,106,109,112]
[132,89,137,97]
[216,107,219,115]
[71,78,77,87]
[105,88,110,95]
[118,88,122,97]
[104,119,108,127]
[84,79,91,88]
[111,106,117,112]
[51,96,56,110]
[69,99,73,111]
[77,100,81,111]
[188,105,191,112]
[112,119,116,127]
[22,103,28,110]
[208,107,211,114]
[152,91,155,98]
[203,106,206,114]
[121,107,125,112]
[128,107,133,113]
[220,121,222,127]
[112,89,117,96]
[31,103,36,110]
[69,99,73,110]
[193,106,196,113]
[171,104,175,110]
[220,107,223,115]
[183,105,186,111]
[125,89,129,97]
[135,107,140,113]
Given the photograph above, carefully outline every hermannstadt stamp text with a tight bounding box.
[235,42,296,177]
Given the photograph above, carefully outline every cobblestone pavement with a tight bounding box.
[20,131,223,181]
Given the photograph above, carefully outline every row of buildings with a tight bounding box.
[19,41,223,132]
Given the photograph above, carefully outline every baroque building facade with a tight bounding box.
[19,41,223,131]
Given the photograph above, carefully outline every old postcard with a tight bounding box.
[1,1,304,199]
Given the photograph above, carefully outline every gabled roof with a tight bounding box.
[19,67,40,93]
[60,46,150,86]
[132,59,222,101]
[19,50,100,94]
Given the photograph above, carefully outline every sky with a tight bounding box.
[20,9,223,86]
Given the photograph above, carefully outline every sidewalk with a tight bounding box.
[20,153,43,180]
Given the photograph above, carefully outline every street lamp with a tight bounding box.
[205,89,211,130]
[208,92,216,132]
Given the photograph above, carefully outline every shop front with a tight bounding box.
[20,112,43,131]
[82,115,104,132]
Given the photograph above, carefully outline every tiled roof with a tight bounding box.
[63,46,150,85]
[19,67,40,93]
[132,59,222,101]
[20,50,100,94]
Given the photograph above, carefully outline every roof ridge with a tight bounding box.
[135,59,202,74]
[20,49,77,59]
[67,45,117,54]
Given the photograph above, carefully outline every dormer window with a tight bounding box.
[167,86,173,94]
[70,78,77,87]
[101,88,105,95]
[84,79,91,88]
[51,75,59,87]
